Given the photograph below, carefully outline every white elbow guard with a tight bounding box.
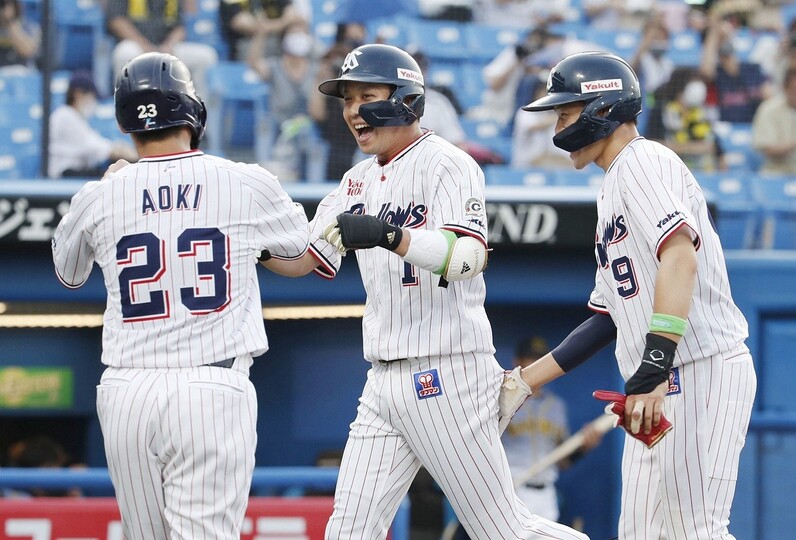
[442,234,488,281]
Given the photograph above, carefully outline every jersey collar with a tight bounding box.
[138,149,204,162]
[605,136,644,175]
[376,130,433,167]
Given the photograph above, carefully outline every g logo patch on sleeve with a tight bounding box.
[414,369,443,400]
[464,198,484,217]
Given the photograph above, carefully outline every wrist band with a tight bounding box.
[649,313,687,336]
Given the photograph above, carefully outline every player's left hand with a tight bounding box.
[593,388,672,448]
[497,367,532,434]
[323,219,347,255]
[333,213,403,251]
[102,159,131,179]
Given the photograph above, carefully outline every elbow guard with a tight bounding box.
[440,232,488,281]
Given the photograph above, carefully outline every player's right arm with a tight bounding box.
[52,182,103,288]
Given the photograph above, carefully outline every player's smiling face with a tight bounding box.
[554,102,607,170]
[342,81,408,161]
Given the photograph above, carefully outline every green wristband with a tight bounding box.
[649,313,687,336]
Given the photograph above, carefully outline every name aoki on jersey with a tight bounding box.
[595,214,628,268]
[141,184,203,215]
[347,202,428,228]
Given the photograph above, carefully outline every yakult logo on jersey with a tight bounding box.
[580,79,623,93]
[346,178,364,196]
[376,202,428,228]
[657,210,683,229]
[667,367,681,395]
[341,50,362,72]
[595,214,628,267]
[414,369,443,399]
[397,68,424,85]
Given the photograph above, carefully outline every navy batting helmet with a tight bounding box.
[318,43,425,127]
[114,52,207,149]
[522,51,642,152]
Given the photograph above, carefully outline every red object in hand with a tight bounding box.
[593,390,673,449]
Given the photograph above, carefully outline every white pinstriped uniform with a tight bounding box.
[52,150,309,539]
[310,132,588,540]
[587,138,756,539]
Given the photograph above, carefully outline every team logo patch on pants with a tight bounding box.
[414,369,443,400]
[667,367,681,395]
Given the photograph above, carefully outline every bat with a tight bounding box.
[512,412,617,488]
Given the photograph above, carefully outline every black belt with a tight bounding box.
[204,358,235,368]
[378,358,407,365]
[524,482,549,490]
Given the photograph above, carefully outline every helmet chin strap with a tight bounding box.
[553,112,619,152]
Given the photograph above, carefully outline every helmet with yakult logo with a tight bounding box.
[522,51,642,152]
[318,43,425,127]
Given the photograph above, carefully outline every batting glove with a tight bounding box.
[334,213,403,251]
[323,219,347,255]
[497,367,532,434]
[593,390,673,448]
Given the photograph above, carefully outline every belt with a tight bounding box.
[378,358,407,365]
[204,358,235,368]
[523,482,550,490]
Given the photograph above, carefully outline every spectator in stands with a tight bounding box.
[644,66,726,172]
[218,0,309,61]
[629,11,675,97]
[472,0,577,30]
[468,26,554,126]
[0,0,38,70]
[511,73,570,169]
[248,19,325,181]
[582,0,653,31]
[106,0,218,98]
[309,21,366,181]
[48,71,138,179]
[410,49,503,165]
[699,12,772,123]
[752,67,796,175]
[3,435,83,497]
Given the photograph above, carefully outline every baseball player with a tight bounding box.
[51,53,310,539]
[508,51,757,539]
[267,43,589,540]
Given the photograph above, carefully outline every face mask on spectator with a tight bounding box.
[682,80,707,108]
[77,95,97,118]
[283,32,313,57]
[649,41,668,59]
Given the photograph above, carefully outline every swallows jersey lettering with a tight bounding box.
[595,214,628,268]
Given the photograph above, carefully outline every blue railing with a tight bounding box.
[0,466,411,540]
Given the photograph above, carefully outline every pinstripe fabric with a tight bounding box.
[52,151,309,369]
[316,134,588,539]
[97,364,258,540]
[53,151,308,538]
[585,138,756,539]
[618,350,756,539]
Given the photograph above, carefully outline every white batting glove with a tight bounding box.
[497,367,532,434]
[322,219,347,255]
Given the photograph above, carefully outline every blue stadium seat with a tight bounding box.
[754,175,796,250]
[367,17,411,48]
[668,30,702,67]
[456,61,489,112]
[483,164,551,186]
[52,0,105,71]
[0,70,41,104]
[583,28,640,57]
[89,99,131,143]
[715,122,762,172]
[183,10,230,60]
[697,172,760,249]
[553,168,604,187]
[205,62,270,160]
[405,20,469,61]
[466,24,522,62]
